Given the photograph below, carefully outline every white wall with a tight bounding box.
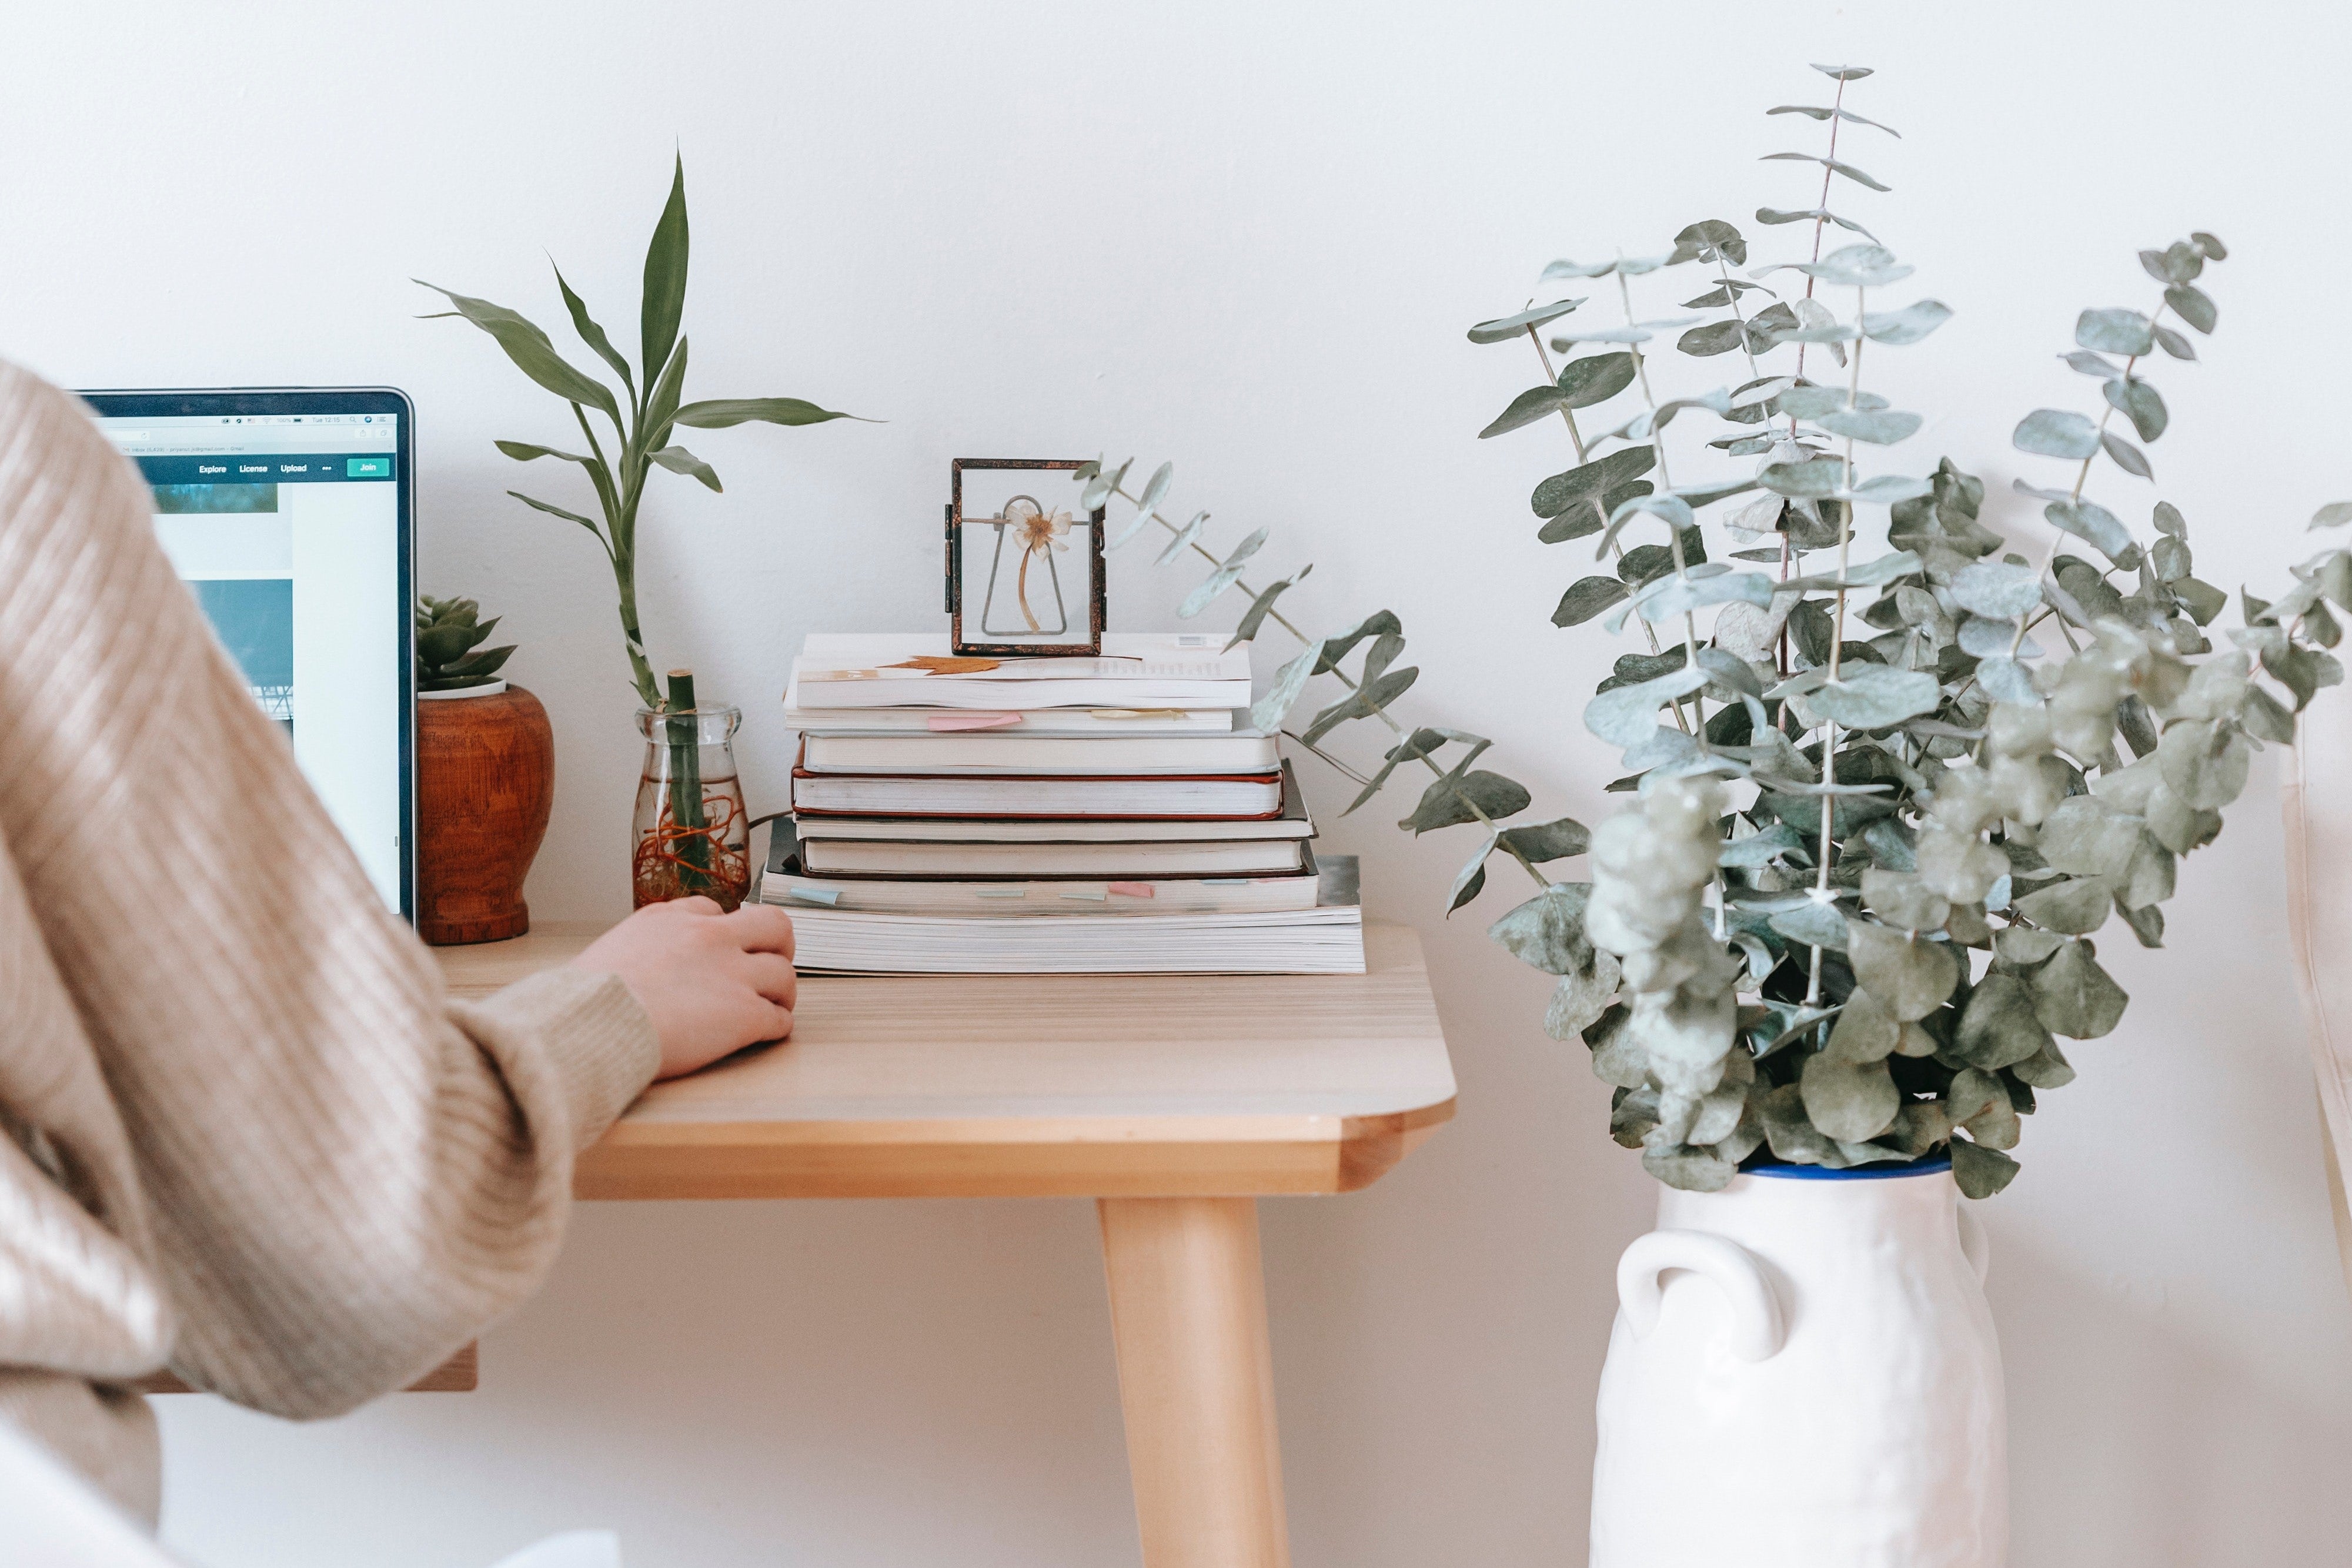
[5,2,2350,1563]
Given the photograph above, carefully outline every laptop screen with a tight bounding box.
[92,406,409,911]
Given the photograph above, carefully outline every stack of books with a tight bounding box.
[765,633,1364,974]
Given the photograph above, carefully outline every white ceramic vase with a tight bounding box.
[1589,1158,2006,1567]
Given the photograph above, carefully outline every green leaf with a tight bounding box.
[671,396,858,429]
[2013,876,2113,935]
[1818,407,1922,444]
[1315,610,1404,674]
[1755,207,1880,242]
[1801,1054,1900,1142]
[1859,300,1952,345]
[1824,987,1900,1062]
[2153,324,2197,361]
[1558,352,1638,409]
[1996,926,2067,967]
[1811,62,1875,79]
[2014,409,2100,460]
[1760,155,1892,194]
[1225,566,1312,651]
[2164,283,2217,334]
[495,439,597,467]
[2104,377,2167,442]
[1676,320,1749,357]
[2064,350,2124,378]
[1950,1137,2020,1199]
[1952,561,2043,618]
[1446,835,1494,914]
[1768,103,1900,136]
[2044,498,2133,562]
[1554,576,1632,627]
[1780,549,1922,591]
[1172,529,1268,618]
[2157,716,2251,808]
[1860,867,1950,932]
[1847,920,1961,1019]
[508,489,606,538]
[1585,667,1708,747]
[1720,823,1804,868]
[1809,666,1941,730]
[640,155,690,402]
[1466,298,1583,344]
[2100,430,2151,479]
[1250,642,1319,733]
[1769,898,1850,951]
[1489,884,1593,974]
[1302,663,1418,745]
[2310,502,2352,531]
[554,265,635,393]
[1532,444,1654,523]
[1668,219,1749,266]
[1479,385,1565,439]
[2038,797,2142,877]
[1399,768,1530,835]
[2076,308,2154,356]
[416,280,621,424]
[648,444,721,492]
[1635,569,1775,622]
[1953,973,2054,1071]
[1762,459,1847,499]
[642,335,691,448]
[2031,938,2129,1039]
[1499,817,1590,863]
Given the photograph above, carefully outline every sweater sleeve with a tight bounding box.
[0,360,659,1415]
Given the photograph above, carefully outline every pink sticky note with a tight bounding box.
[1107,882,1156,898]
[927,712,1023,731]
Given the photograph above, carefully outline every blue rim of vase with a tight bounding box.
[1739,1151,1953,1181]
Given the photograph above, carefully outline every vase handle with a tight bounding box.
[1615,1229,1785,1363]
[1956,1203,1992,1285]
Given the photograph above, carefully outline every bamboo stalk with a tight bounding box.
[666,668,713,890]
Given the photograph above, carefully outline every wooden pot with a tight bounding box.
[416,683,555,945]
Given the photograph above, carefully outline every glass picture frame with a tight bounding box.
[946,458,1107,656]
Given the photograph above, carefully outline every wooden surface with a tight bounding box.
[1099,1198,1289,1568]
[139,1342,477,1396]
[442,920,1456,1201]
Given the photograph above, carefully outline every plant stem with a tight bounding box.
[666,667,711,890]
[1614,270,1709,743]
[1803,283,1869,1008]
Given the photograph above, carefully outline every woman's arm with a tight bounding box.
[0,360,790,1416]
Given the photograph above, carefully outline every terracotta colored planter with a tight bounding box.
[416,684,555,945]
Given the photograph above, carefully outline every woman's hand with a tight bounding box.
[569,898,797,1079]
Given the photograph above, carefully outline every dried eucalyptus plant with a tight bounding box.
[1076,64,2352,1198]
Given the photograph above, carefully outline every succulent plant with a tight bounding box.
[415,596,516,692]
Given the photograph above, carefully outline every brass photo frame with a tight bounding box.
[946,458,1108,656]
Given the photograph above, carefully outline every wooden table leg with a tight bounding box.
[1097,1196,1291,1568]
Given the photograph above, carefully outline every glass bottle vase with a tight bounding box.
[632,701,751,911]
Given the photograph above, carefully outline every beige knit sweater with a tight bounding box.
[0,361,660,1524]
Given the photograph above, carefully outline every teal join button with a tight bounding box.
[346,456,392,478]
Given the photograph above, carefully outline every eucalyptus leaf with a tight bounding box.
[1952,561,2044,619]
[1559,352,1640,409]
[2031,938,2129,1039]
[2044,498,2133,561]
[1585,667,1709,747]
[1555,576,1633,628]
[1480,385,1566,439]
[1819,407,1923,444]
[1153,510,1211,565]
[1801,1054,1900,1142]
[2076,308,2155,356]
[2164,283,2217,334]
[2013,875,2113,935]
[1769,898,1850,950]
[1250,641,1319,732]
[1398,768,1529,835]
[1951,1138,2021,1199]
[1488,883,1593,974]
[2105,377,2168,442]
[2100,430,2151,479]
[1847,919,1962,1019]
[1954,973,2055,1071]
[1225,566,1312,651]
[1638,570,1775,621]
[2014,409,2100,460]
[1467,298,1583,345]
[1810,666,1942,730]
[1499,817,1592,864]
[1860,300,1953,345]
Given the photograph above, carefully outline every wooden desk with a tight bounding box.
[462,920,1453,1568]
[156,923,1454,1566]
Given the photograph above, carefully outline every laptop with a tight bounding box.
[81,388,416,920]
